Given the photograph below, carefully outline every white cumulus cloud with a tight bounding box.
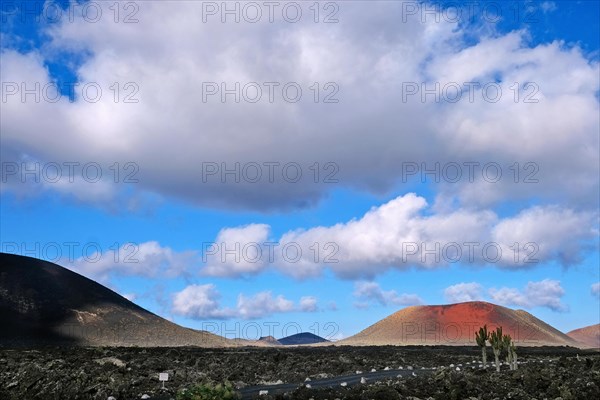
[299,296,319,312]
[202,224,271,278]
[488,279,568,312]
[236,291,295,319]
[172,284,234,319]
[272,194,597,279]
[64,194,597,283]
[445,279,568,311]
[592,282,600,298]
[1,1,597,213]
[171,284,318,320]
[353,281,424,308]
[444,282,484,302]
[66,241,199,283]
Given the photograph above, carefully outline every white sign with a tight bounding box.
[159,373,169,382]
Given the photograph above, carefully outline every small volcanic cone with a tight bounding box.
[258,336,282,345]
[341,301,580,347]
[567,324,600,349]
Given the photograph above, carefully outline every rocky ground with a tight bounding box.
[267,357,600,400]
[0,345,597,399]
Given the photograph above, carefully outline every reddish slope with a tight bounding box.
[341,301,580,347]
[567,324,600,349]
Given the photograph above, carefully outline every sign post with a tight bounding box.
[159,372,169,389]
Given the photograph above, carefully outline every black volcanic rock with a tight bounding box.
[0,253,229,347]
[0,346,597,400]
[278,332,330,345]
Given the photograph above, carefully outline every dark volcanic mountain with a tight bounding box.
[340,301,581,347]
[0,253,229,347]
[278,332,330,345]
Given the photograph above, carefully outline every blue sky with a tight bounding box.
[1,1,599,339]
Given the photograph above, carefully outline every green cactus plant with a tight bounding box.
[489,326,504,372]
[510,342,518,370]
[475,325,490,367]
[502,333,513,370]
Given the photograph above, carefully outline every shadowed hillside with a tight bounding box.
[0,253,229,347]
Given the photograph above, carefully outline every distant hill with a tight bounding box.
[567,324,600,349]
[258,336,282,345]
[0,253,229,347]
[278,332,330,345]
[340,301,581,347]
